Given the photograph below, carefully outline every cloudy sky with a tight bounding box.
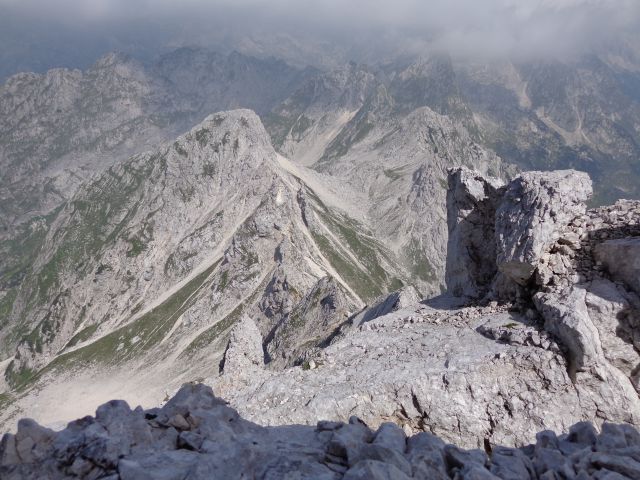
[1,0,639,78]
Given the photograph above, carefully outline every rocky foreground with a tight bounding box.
[3,383,640,479]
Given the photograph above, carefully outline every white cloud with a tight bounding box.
[1,0,638,61]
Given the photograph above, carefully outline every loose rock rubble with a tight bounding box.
[3,383,640,480]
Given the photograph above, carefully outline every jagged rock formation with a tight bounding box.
[218,316,264,377]
[209,167,640,451]
[3,383,640,479]
[445,168,504,298]
[446,168,593,298]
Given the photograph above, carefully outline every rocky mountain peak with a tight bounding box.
[198,109,274,149]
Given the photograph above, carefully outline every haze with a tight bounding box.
[0,0,639,79]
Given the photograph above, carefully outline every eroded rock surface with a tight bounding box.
[445,167,504,299]
[3,384,640,480]
[495,170,592,285]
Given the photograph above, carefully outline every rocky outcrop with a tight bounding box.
[445,168,503,299]
[495,170,592,285]
[219,316,264,376]
[445,167,593,299]
[3,383,640,480]
[446,166,640,422]
[350,285,421,328]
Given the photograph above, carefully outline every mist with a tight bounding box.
[1,0,639,78]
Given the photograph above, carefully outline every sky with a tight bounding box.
[0,0,639,78]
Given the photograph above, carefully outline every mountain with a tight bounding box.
[457,56,640,205]
[0,109,411,428]
[0,49,313,369]
[259,53,640,291]
[3,166,640,480]
[264,58,511,295]
[0,47,311,237]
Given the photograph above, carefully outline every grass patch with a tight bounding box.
[0,392,14,411]
[0,289,18,329]
[126,237,147,257]
[43,259,221,372]
[217,271,230,292]
[4,362,36,391]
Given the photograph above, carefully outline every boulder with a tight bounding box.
[495,170,592,285]
[533,287,603,374]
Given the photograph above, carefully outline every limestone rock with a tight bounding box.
[533,287,603,373]
[585,279,640,388]
[495,170,592,285]
[351,285,421,328]
[445,167,504,299]
[219,315,264,375]
[3,384,640,479]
